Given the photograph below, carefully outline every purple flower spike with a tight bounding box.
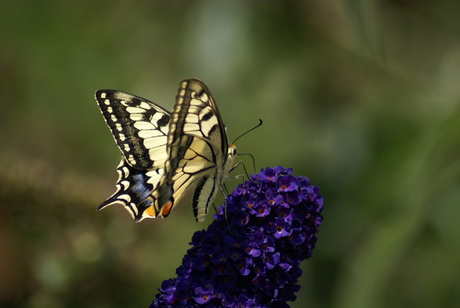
[151,166,324,307]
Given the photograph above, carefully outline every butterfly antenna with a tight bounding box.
[231,119,263,145]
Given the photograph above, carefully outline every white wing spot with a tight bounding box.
[129,114,143,121]
[186,113,199,124]
[118,194,132,203]
[134,121,154,130]
[120,180,129,190]
[126,107,142,114]
[139,102,150,109]
[200,93,209,102]
[138,129,163,138]
[152,112,167,123]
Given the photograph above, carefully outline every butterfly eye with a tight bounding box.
[229,145,237,156]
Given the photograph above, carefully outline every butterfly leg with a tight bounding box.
[218,184,236,234]
[219,183,229,220]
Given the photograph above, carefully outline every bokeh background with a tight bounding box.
[2,1,460,307]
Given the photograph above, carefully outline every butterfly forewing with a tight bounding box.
[178,80,228,154]
[154,79,234,222]
[95,90,170,170]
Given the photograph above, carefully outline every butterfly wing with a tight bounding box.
[153,79,235,222]
[96,90,170,170]
[95,90,170,220]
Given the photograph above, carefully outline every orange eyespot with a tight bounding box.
[161,201,173,217]
[146,206,156,218]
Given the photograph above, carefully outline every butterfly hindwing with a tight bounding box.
[98,158,162,220]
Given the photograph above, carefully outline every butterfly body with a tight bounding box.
[96,79,234,222]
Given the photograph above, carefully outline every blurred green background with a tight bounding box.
[1,1,460,307]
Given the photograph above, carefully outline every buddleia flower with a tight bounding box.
[151,166,324,307]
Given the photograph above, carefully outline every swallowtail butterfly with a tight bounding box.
[96,79,236,222]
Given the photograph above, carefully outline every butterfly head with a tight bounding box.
[228,144,237,158]
[221,144,237,176]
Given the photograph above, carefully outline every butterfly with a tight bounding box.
[95,79,236,222]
